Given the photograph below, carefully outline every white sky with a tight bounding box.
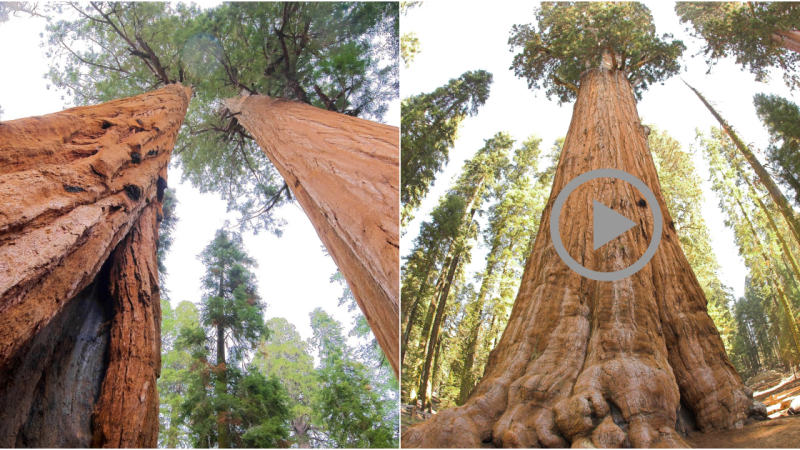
[401,1,799,301]
[0,6,399,342]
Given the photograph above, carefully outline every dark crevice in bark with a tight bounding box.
[0,255,115,448]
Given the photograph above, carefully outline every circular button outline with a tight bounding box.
[549,169,663,281]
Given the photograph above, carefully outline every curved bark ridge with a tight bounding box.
[224,95,400,377]
[0,84,190,446]
[402,69,752,448]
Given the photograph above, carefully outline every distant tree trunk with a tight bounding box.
[0,84,190,447]
[403,68,751,448]
[290,417,311,448]
[418,250,462,412]
[729,191,800,362]
[410,205,482,393]
[457,244,504,406]
[223,95,400,377]
[686,81,800,251]
[216,322,230,448]
[402,256,439,366]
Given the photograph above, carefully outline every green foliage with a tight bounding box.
[731,279,779,379]
[237,372,291,448]
[648,126,736,346]
[309,308,397,448]
[44,2,398,233]
[676,2,800,89]
[198,229,266,363]
[401,33,419,68]
[400,1,422,67]
[400,70,493,226]
[697,126,800,376]
[177,230,295,448]
[158,300,200,448]
[401,132,516,404]
[253,318,318,447]
[754,93,800,206]
[509,2,685,103]
[157,188,178,291]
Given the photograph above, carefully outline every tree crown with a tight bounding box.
[509,2,685,103]
[677,2,800,89]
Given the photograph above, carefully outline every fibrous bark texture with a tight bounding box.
[91,203,162,447]
[224,95,400,377]
[402,68,752,448]
[0,84,191,447]
[772,30,800,54]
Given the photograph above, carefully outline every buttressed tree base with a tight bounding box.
[402,68,755,448]
[0,84,191,447]
[224,95,400,377]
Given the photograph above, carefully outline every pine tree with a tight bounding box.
[404,132,512,412]
[400,70,493,226]
[180,230,291,448]
[456,135,546,405]
[310,308,397,448]
[698,127,800,370]
[754,93,800,207]
[685,82,800,251]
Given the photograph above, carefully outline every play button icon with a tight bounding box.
[550,169,663,281]
[593,200,637,251]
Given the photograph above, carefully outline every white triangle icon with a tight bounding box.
[593,200,637,250]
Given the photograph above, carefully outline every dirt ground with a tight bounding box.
[685,416,800,448]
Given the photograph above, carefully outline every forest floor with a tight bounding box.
[686,416,800,448]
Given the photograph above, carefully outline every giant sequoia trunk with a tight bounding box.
[402,68,753,448]
[223,95,400,377]
[772,29,800,54]
[0,84,191,447]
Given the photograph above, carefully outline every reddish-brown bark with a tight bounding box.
[223,95,400,377]
[0,84,190,447]
[91,203,162,448]
[772,30,800,54]
[402,68,753,448]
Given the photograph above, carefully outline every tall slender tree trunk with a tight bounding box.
[729,189,800,362]
[410,201,483,386]
[0,84,190,447]
[216,322,230,448]
[457,250,500,406]
[223,95,400,377]
[686,81,800,250]
[418,250,462,412]
[402,256,439,366]
[403,68,751,448]
[429,330,446,412]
